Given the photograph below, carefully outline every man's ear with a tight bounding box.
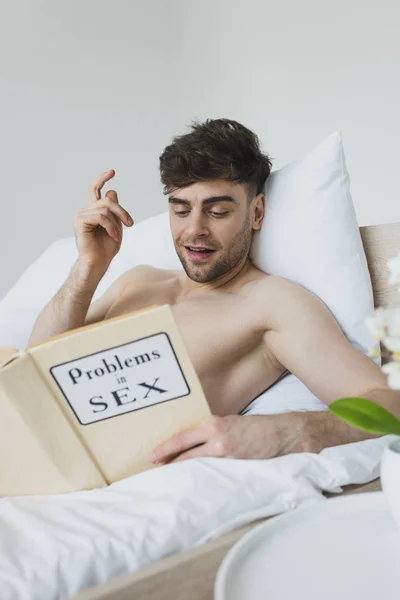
[251,193,265,231]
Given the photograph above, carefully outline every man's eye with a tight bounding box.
[174,210,228,217]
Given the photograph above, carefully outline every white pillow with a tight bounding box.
[246,131,380,414]
[0,132,379,415]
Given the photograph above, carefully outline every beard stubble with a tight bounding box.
[177,214,252,283]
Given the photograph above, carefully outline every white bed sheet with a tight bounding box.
[0,434,390,600]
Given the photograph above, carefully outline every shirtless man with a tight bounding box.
[29,118,397,464]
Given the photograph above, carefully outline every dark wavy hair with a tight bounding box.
[159,118,273,198]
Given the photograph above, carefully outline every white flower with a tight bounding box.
[381,336,400,357]
[387,252,400,286]
[365,307,389,340]
[384,308,400,337]
[365,307,400,341]
[364,251,400,388]
[381,361,400,390]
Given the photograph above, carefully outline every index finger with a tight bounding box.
[89,169,115,203]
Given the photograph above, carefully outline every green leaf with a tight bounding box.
[329,396,400,436]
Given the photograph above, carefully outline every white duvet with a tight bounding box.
[0,434,390,600]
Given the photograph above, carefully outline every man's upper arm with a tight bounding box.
[84,275,126,325]
[264,277,389,404]
[84,265,150,326]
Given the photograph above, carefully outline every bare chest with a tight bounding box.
[106,281,284,414]
[173,296,285,414]
[109,286,263,366]
[170,295,263,373]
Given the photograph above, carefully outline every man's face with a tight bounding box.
[168,180,263,283]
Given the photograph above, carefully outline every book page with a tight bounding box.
[0,347,19,368]
[0,353,106,495]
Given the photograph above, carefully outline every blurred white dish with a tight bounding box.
[215,492,399,600]
[381,437,400,533]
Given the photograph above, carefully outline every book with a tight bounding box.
[0,305,211,496]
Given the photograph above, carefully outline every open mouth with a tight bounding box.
[184,246,216,260]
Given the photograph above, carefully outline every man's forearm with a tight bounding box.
[27,261,103,347]
[293,387,400,454]
[293,410,377,454]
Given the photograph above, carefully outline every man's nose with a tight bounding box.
[186,212,209,237]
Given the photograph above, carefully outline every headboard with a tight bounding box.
[360,221,400,309]
[359,221,400,366]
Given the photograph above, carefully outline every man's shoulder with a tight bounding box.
[252,273,316,298]
[250,275,325,327]
[250,273,300,297]
[119,264,180,288]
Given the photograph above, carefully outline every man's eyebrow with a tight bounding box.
[168,195,239,206]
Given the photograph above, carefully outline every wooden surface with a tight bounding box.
[72,220,399,600]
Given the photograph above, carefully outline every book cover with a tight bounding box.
[0,305,211,496]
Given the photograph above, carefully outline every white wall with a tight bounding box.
[172,0,400,221]
[1,0,399,299]
[0,0,184,298]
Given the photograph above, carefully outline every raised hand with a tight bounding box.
[73,170,134,278]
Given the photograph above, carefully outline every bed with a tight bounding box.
[71,220,400,600]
